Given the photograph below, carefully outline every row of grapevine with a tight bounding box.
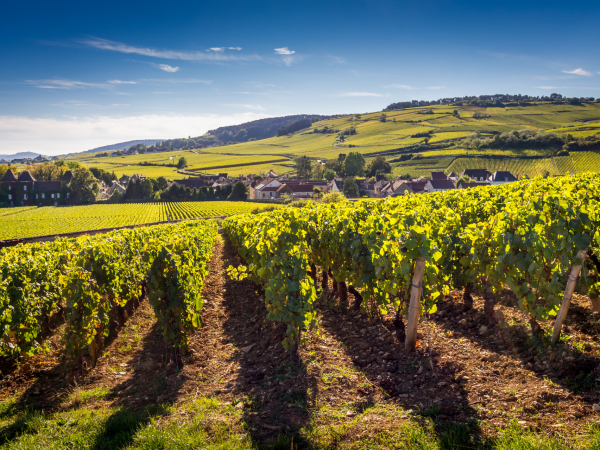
[0,202,278,240]
[0,220,218,366]
[224,174,600,365]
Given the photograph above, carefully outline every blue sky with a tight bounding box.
[1,0,599,155]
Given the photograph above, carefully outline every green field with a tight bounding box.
[0,202,276,240]
[59,102,600,179]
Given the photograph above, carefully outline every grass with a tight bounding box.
[0,396,252,450]
[2,391,600,449]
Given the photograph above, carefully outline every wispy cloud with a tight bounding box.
[53,100,128,108]
[141,78,211,85]
[535,86,565,90]
[207,47,242,52]
[340,92,382,97]
[274,47,295,55]
[328,55,345,64]
[24,79,110,89]
[222,103,265,110]
[384,84,416,89]
[150,63,180,72]
[76,37,258,61]
[562,68,591,76]
[427,86,445,90]
[108,80,137,84]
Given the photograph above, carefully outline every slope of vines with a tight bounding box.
[224,174,600,365]
[0,220,217,365]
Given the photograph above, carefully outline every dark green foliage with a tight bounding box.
[342,177,360,197]
[293,156,312,178]
[228,181,247,201]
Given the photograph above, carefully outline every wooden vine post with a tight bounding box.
[405,256,426,352]
[551,248,588,344]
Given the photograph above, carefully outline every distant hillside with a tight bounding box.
[81,140,164,155]
[207,115,333,143]
[0,152,47,161]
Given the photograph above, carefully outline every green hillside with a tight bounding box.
[66,101,600,179]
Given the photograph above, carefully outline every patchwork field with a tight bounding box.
[57,102,600,179]
[0,202,277,240]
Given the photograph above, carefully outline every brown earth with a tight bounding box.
[1,235,600,444]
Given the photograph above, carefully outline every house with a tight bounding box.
[106,180,126,197]
[489,171,517,185]
[250,177,282,199]
[390,180,427,196]
[1,169,66,206]
[425,179,456,192]
[329,179,344,193]
[458,181,490,189]
[277,182,315,198]
[361,180,377,197]
[461,169,491,182]
[430,171,448,180]
[373,178,389,196]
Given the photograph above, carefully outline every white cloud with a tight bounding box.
[0,113,269,155]
[24,79,110,89]
[77,37,257,61]
[222,103,265,110]
[207,47,242,52]
[427,86,445,90]
[384,84,416,89]
[274,47,295,55]
[340,92,383,97]
[108,80,137,84]
[562,68,591,76]
[150,63,180,72]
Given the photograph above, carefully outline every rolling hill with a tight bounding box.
[67,99,600,179]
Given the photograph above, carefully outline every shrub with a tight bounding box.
[321,192,346,204]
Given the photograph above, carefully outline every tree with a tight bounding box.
[343,177,360,198]
[177,157,188,169]
[366,155,391,177]
[156,176,169,191]
[324,159,342,176]
[457,175,471,186]
[312,187,323,198]
[323,168,336,181]
[311,163,324,180]
[380,113,387,123]
[343,152,366,177]
[293,156,312,178]
[228,181,247,200]
[69,167,100,204]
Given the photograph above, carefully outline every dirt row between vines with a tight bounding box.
[1,235,600,446]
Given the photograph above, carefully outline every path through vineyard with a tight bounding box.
[1,235,600,447]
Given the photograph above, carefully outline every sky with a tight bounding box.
[1,0,599,155]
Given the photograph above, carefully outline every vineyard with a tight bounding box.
[0,220,217,363]
[0,201,277,240]
[223,173,600,365]
[2,176,600,448]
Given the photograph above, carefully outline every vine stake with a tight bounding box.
[405,256,426,352]
[551,248,588,344]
